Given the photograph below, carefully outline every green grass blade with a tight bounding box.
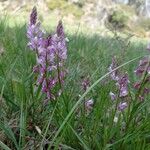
[0,122,19,149]
[19,101,26,149]
[0,141,12,150]
[69,125,90,150]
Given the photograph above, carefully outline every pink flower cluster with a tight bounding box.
[81,77,94,113]
[108,56,128,111]
[134,56,150,100]
[27,7,44,51]
[27,7,67,100]
[81,77,90,92]
[109,47,150,110]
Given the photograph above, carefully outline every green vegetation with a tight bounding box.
[46,0,84,18]
[0,15,150,150]
[138,18,150,31]
[108,9,129,29]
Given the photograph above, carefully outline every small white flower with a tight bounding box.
[85,99,94,110]
[65,37,69,42]
[109,92,116,101]
[35,126,42,135]
[114,116,118,123]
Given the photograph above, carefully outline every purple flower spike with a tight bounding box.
[27,8,68,101]
[81,77,90,91]
[134,81,150,100]
[118,102,127,111]
[117,74,129,97]
[133,81,141,89]
[108,56,119,81]
[55,21,67,60]
[27,12,44,52]
[33,65,39,73]
[133,56,150,100]
[30,6,37,25]
[85,99,94,111]
[57,20,64,38]
[134,57,150,76]
[46,34,52,46]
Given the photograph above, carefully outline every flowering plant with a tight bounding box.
[27,7,67,101]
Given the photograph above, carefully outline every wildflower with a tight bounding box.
[55,20,67,60]
[134,57,150,76]
[133,81,141,89]
[57,89,62,96]
[118,102,127,111]
[117,74,129,97]
[85,99,94,111]
[81,77,90,91]
[109,91,116,100]
[33,65,39,73]
[57,20,65,38]
[36,35,59,99]
[114,116,118,123]
[27,6,44,51]
[27,7,67,100]
[134,81,150,100]
[30,6,37,25]
[65,37,69,42]
[108,56,119,81]
[108,57,129,111]
[139,95,144,101]
[134,57,150,100]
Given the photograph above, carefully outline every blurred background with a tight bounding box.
[0,0,150,38]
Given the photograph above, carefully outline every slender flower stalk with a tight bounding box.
[118,102,127,111]
[108,56,128,111]
[30,6,37,25]
[85,99,94,112]
[134,56,150,100]
[134,57,150,76]
[27,7,44,53]
[116,73,129,97]
[108,56,119,81]
[81,77,90,92]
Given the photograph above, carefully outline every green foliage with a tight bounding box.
[72,0,86,8]
[63,4,84,18]
[108,10,129,29]
[46,0,67,10]
[138,18,150,31]
[46,0,84,18]
[118,4,135,16]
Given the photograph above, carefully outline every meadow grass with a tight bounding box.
[0,17,150,150]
